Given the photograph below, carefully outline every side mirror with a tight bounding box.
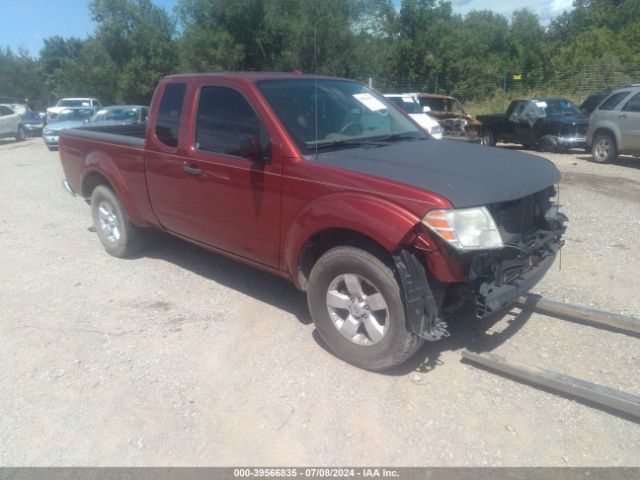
[422,106,431,113]
[239,135,269,163]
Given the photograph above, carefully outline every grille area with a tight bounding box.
[560,124,588,137]
[488,186,555,245]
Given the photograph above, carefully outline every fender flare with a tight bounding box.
[284,192,422,284]
[82,151,146,226]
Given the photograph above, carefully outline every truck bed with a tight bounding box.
[63,123,147,147]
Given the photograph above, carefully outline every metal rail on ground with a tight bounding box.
[461,296,640,421]
[515,293,640,335]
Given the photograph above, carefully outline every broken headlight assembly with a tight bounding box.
[422,207,504,251]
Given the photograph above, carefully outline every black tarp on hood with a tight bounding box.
[312,139,560,208]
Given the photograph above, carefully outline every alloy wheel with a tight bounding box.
[326,273,389,346]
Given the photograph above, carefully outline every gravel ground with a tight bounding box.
[1,138,639,466]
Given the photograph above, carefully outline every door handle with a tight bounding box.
[182,164,202,176]
[619,114,627,119]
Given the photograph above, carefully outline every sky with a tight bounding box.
[0,0,574,57]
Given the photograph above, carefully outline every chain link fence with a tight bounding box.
[358,62,640,116]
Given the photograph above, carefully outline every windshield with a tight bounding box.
[90,107,143,123]
[386,96,423,114]
[57,99,92,107]
[55,108,95,122]
[536,99,581,116]
[257,79,422,153]
[418,97,463,114]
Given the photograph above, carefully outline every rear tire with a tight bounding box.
[592,132,618,163]
[482,129,495,146]
[15,125,25,141]
[90,185,143,258]
[307,246,423,371]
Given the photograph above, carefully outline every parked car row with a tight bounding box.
[386,83,639,165]
[42,105,148,150]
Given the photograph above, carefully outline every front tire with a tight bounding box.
[90,185,143,258]
[538,135,557,153]
[592,132,618,163]
[307,246,423,371]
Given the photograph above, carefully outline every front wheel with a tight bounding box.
[538,135,557,153]
[592,133,618,163]
[90,185,143,258]
[307,246,423,371]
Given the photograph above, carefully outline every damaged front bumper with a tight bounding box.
[473,213,567,317]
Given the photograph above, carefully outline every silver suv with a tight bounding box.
[587,85,640,163]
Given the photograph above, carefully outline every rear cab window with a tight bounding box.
[155,83,187,147]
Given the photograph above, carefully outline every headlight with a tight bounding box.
[422,207,504,250]
[43,128,53,135]
[431,124,442,135]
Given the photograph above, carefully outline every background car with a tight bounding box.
[478,98,589,152]
[587,85,640,163]
[46,97,101,122]
[42,107,95,150]
[0,104,26,141]
[384,94,443,139]
[42,105,148,150]
[89,105,148,125]
[416,93,482,142]
[21,110,46,136]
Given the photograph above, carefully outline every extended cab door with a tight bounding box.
[497,100,525,142]
[178,80,282,268]
[506,100,535,144]
[146,81,190,233]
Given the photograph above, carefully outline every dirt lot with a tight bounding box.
[1,138,639,466]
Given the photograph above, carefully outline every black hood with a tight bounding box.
[313,139,560,208]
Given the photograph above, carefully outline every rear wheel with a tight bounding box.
[482,129,495,146]
[307,246,423,371]
[592,133,618,163]
[91,185,143,258]
[15,125,25,141]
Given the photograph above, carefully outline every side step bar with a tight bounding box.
[461,351,640,420]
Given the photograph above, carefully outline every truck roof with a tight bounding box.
[164,72,347,82]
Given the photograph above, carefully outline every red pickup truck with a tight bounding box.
[59,72,566,370]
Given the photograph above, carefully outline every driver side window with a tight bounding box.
[195,86,271,159]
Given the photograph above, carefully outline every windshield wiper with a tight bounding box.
[376,132,426,142]
[308,138,389,150]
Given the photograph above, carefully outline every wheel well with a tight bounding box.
[593,128,616,144]
[296,228,390,291]
[81,172,112,199]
